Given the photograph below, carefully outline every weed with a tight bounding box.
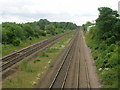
[20,61,34,72]
[46,48,57,53]
[7,78,12,83]
[32,59,41,63]
[39,51,49,57]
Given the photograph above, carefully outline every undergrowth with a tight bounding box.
[85,28,119,88]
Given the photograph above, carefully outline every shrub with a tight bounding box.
[29,37,32,40]
[108,44,115,52]
[100,68,118,88]
[99,43,107,50]
[12,38,21,46]
[32,59,41,63]
[109,51,118,67]
[39,51,48,57]
[106,36,116,45]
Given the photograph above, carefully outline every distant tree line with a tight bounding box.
[2,19,77,46]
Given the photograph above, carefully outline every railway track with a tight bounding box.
[49,31,78,89]
[49,30,91,89]
[1,31,75,72]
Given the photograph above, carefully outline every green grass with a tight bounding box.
[32,59,41,63]
[2,37,49,56]
[39,51,49,57]
[19,60,35,72]
[3,32,75,88]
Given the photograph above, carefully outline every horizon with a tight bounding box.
[1,19,80,26]
[0,0,119,25]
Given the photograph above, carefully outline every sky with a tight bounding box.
[0,0,119,25]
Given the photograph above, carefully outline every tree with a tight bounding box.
[38,19,50,30]
[45,24,55,35]
[2,28,8,44]
[23,24,34,38]
[2,19,78,46]
[82,21,93,31]
[95,7,119,41]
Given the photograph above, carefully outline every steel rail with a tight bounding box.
[49,31,78,89]
[1,31,75,71]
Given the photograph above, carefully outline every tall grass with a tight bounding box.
[20,61,34,72]
[39,51,49,57]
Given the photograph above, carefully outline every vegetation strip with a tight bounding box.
[3,32,75,88]
[83,7,119,88]
[1,31,74,73]
[2,19,77,56]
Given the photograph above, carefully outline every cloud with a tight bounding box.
[0,0,119,25]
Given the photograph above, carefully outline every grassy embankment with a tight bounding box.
[3,32,75,88]
[85,30,119,88]
[2,30,70,57]
[2,37,47,57]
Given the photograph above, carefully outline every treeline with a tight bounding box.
[2,19,77,46]
[83,7,120,88]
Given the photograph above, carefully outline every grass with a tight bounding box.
[2,37,48,57]
[39,51,49,57]
[19,61,35,72]
[32,59,41,63]
[3,32,75,88]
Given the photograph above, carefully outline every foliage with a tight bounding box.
[45,24,55,35]
[2,19,77,46]
[3,32,74,88]
[39,51,49,57]
[20,61,34,72]
[84,7,119,88]
[82,21,93,31]
[32,59,41,63]
[12,38,21,46]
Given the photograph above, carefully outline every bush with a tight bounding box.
[106,36,116,45]
[100,68,118,88]
[39,51,48,57]
[32,59,41,63]
[29,37,32,40]
[99,43,107,50]
[109,51,118,67]
[84,7,119,88]
[12,38,21,46]
[39,30,46,36]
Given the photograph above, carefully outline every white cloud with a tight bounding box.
[0,0,119,25]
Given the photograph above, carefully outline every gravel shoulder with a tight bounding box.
[80,30,101,88]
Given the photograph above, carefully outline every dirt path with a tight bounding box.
[81,31,101,88]
[79,30,101,88]
[36,30,101,88]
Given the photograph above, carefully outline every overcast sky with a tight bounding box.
[0,0,119,25]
